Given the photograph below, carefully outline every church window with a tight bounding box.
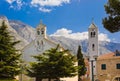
[92,44,95,51]
[101,64,106,70]
[93,32,95,37]
[37,31,40,35]
[116,63,120,69]
[91,32,93,37]
[91,31,96,38]
[41,31,44,34]
[114,77,120,81]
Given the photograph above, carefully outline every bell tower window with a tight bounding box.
[93,32,95,37]
[41,31,44,34]
[91,32,93,37]
[91,31,96,38]
[92,44,95,51]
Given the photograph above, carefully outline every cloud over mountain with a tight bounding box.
[50,28,111,42]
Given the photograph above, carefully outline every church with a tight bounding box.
[22,21,100,81]
[22,22,78,81]
[22,22,64,63]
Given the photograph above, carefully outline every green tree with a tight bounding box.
[77,45,86,81]
[27,45,77,81]
[0,21,21,79]
[102,0,120,33]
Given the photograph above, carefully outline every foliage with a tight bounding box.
[77,45,86,81]
[102,0,120,33]
[0,21,21,79]
[27,45,77,81]
[0,79,18,81]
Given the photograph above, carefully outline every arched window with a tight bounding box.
[91,32,93,37]
[37,31,40,35]
[41,31,44,34]
[113,77,120,81]
[92,44,95,51]
[93,32,95,37]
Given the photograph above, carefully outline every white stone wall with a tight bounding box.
[22,39,58,62]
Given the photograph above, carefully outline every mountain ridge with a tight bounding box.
[0,16,120,55]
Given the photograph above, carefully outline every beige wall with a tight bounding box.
[96,57,120,81]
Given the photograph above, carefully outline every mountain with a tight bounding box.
[0,16,28,50]
[0,16,120,55]
[9,20,36,43]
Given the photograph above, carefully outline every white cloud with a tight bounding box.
[6,0,71,12]
[98,33,110,42]
[39,7,52,12]
[6,0,24,10]
[31,0,70,12]
[6,0,15,4]
[50,28,111,42]
[31,0,70,6]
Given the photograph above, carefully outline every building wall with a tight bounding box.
[96,57,120,81]
[22,39,58,62]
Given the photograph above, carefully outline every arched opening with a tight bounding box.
[112,76,120,81]
[92,44,95,51]
[37,31,40,35]
[93,31,95,37]
[91,32,93,37]
[41,30,44,35]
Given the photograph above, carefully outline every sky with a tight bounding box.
[0,0,120,43]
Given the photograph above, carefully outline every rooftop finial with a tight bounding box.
[40,20,42,24]
[91,17,94,24]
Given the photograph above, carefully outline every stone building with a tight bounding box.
[22,22,63,63]
[22,22,78,81]
[87,22,99,81]
[96,50,120,81]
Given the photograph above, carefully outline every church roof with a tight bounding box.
[89,22,97,29]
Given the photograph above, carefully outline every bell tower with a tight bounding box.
[36,21,47,39]
[88,22,99,59]
[88,22,99,81]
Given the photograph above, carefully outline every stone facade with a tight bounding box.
[88,22,99,81]
[96,51,120,81]
[22,22,78,81]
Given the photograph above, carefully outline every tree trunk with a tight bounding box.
[78,76,82,81]
[48,78,51,81]
[55,78,60,81]
[36,77,42,81]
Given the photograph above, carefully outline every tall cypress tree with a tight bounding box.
[0,21,21,79]
[77,45,86,81]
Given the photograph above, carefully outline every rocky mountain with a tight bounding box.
[0,16,120,55]
[0,16,28,50]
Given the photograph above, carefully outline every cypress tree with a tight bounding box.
[0,21,21,79]
[77,45,86,81]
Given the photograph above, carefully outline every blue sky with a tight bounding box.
[0,0,120,43]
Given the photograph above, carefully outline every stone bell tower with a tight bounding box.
[88,22,99,59]
[88,22,99,81]
[36,21,47,39]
